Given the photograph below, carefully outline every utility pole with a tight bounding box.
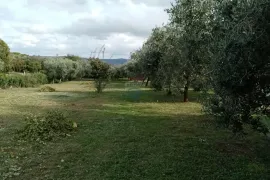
[98,44,105,59]
[102,47,105,59]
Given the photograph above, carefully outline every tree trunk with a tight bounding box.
[142,77,146,83]
[183,80,190,102]
[145,77,149,87]
[167,84,172,96]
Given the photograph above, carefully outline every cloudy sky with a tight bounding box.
[0,0,171,58]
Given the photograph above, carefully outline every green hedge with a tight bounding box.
[0,73,48,88]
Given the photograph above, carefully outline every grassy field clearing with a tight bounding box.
[0,81,269,180]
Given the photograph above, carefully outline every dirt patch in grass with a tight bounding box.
[216,141,255,158]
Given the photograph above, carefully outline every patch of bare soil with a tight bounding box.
[216,141,255,158]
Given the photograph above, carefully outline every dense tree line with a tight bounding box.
[10,53,43,73]
[0,48,95,83]
[0,41,115,92]
[127,0,270,135]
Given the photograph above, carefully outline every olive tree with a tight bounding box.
[166,0,213,101]
[138,27,166,90]
[205,0,270,134]
[43,58,60,83]
[0,39,10,72]
[0,61,4,72]
[125,55,143,80]
[25,57,42,73]
[90,59,111,93]
[110,65,128,80]
[82,60,92,78]
[10,52,28,72]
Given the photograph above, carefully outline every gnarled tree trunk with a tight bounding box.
[183,79,190,102]
[145,77,149,87]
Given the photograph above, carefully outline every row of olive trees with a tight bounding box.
[129,0,270,135]
[129,0,212,101]
[42,57,91,83]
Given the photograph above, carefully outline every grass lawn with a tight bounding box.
[0,80,269,180]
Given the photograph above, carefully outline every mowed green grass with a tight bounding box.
[0,81,269,180]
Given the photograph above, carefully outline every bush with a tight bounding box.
[90,59,110,93]
[203,94,270,135]
[18,110,77,142]
[0,73,7,88]
[251,115,270,135]
[31,72,48,84]
[94,79,107,93]
[0,73,47,88]
[202,94,231,127]
[39,86,56,92]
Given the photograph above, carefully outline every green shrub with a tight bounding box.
[90,59,110,93]
[203,94,270,135]
[251,115,270,135]
[0,73,8,88]
[94,79,108,93]
[18,110,77,142]
[23,73,48,87]
[0,73,48,88]
[39,86,56,92]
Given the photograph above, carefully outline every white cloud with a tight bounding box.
[21,34,40,47]
[0,0,171,58]
[28,24,51,34]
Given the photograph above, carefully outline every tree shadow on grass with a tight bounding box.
[44,89,202,104]
[117,89,201,103]
[42,78,202,104]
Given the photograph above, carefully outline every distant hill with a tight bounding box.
[102,58,129,65]
[81,58,129,65]
[30,55,129,65]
